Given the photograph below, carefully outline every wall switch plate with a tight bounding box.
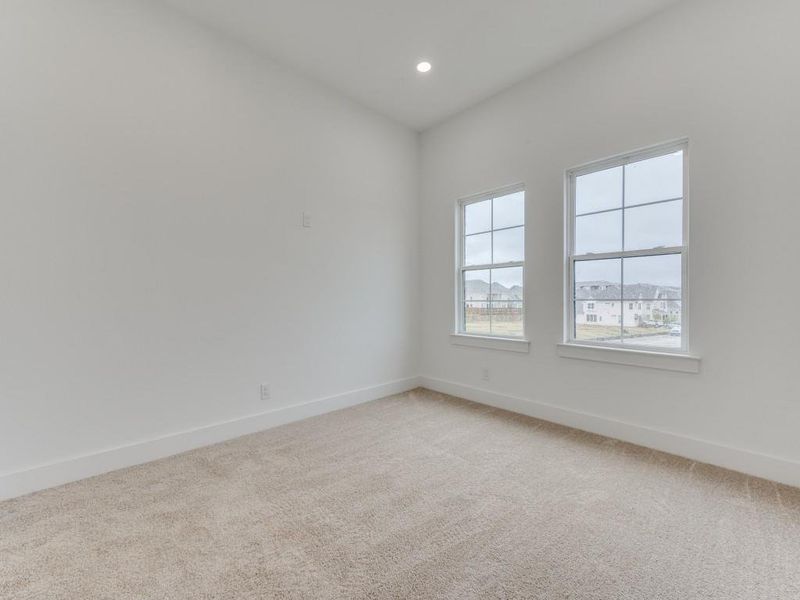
[302,211,312,228]
[260,383,271,402]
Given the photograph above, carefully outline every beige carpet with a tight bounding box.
[2,388,799,599]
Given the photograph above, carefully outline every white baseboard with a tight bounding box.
[4,374,796,501]
[0,377,420,501]
[419,375,800,489]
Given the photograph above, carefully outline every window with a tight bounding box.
[566,141,688,352]
[457,185,525,338]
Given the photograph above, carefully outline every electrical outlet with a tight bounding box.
[302,211,312,228]
[481,368,490,382]
[260,383,271,402]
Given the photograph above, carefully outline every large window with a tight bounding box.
[566,141,688,352]
[457,185,525,338]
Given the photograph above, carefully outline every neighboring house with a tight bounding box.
[465,278,680,326]
[464,279,523,310]
[575,281,680,327]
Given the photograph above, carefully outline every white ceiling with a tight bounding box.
[160,0,682,130]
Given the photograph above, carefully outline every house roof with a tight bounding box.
[575,281,681,301]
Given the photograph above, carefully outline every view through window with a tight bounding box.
[567,142,687,351]
[459,187,525,338]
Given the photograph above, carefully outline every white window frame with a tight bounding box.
[455,183,526,341]
[564,139,690,355]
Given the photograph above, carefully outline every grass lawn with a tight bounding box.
[464,318,523,337]
[465,319,674,340]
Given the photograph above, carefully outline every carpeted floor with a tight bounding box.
[2,388,799,599]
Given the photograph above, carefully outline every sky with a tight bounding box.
[575,151,683,255]
[463,152,684,290]
[574,254,681,288]
[464,191,524,266]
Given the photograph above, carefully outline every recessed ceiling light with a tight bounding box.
[416,61,432,73]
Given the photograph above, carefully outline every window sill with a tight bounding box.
[557,343,700,373]
[450,334,530,353]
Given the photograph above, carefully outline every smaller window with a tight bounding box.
[457,186,525,338]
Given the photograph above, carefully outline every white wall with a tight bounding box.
[420,0,800,469]
[0,0,418,478]
[4,0,799,496]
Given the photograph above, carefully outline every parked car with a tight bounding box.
[670,325,682,336]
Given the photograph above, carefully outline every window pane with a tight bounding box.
[624,301,681,349]
[491,266,523,299]
[493,226,524,263]
[464,303,491,335]
[490,301,523,337]
[575,210,622,255]
[493,191,524,229]
[575,301,621,343]
[576,166,622,214]
[463,269,490,335]
[574,259,620,300]
[624,199,682,251]
[623,254,681,299]
[464,269,490,301]
[464,232,491,266]
[464,199,492,234]
[625,151,683,207]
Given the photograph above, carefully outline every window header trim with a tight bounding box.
[566,138,688,180]
[458,182,525,207]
